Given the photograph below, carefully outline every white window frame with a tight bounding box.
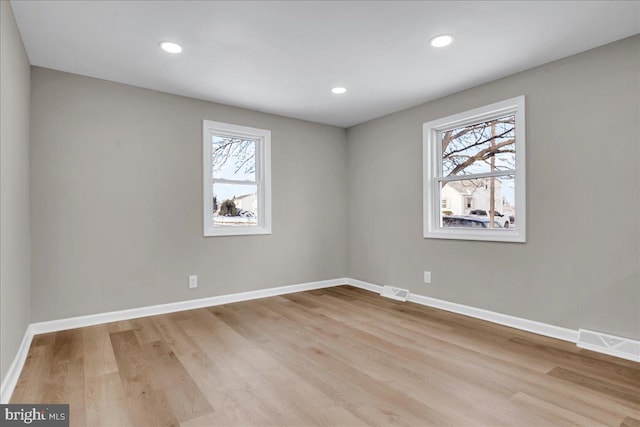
[203,120,271,237]
[423,96,526,243]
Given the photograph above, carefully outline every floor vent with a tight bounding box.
[577,329,640,363]
[380,286,410,302]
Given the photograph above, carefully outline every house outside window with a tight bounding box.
[423,96,526,242]
[203,120,271,237]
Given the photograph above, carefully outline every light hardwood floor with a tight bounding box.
[10,285,640,426]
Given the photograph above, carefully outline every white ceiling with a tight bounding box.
[10,1,640,128]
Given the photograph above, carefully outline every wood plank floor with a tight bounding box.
[10,285,640,426]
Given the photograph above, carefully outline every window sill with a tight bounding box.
[424,228,526,243]
[204,226,272,237]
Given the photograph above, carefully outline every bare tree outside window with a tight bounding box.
[441,115,515,178]
[440,115,516,228]
[212,136,256,178]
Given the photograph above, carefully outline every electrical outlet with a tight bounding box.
[189,275,198,289]
[423,271,431,284]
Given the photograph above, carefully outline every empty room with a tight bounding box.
[1,0,639,426]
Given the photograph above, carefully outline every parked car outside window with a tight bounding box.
[443,215,504,229]
[468,209,510,228]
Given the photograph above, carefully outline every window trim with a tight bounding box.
[202,120,272,237]
[423,96,526,243]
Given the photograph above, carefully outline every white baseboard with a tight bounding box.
[1,277,347,402]
[2,277,637,403]
[345,278,578,343]
[408,293,579,343]
[346,278,384,293]
[577,329,640,363]
[30,278,346,335]
[0,325,34,404]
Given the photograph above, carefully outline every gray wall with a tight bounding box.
[347,35,640,340]
[0,1,31,385]
[30,67,348,322]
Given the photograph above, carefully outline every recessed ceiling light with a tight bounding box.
[332,87,347,94]
[159,41,182,54]
[430,34,454,48]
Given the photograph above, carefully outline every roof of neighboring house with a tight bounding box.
[233,193,256,201]
[443,177,503,195]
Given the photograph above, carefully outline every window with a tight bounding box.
[463,196,473,210]
[423,96,526,242]
[203,120,271,236]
